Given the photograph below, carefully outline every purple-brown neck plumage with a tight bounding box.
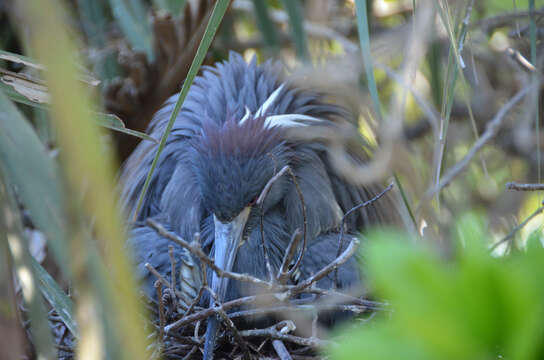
[190,115,290,222]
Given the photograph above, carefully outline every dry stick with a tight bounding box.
[227,303,366,319]
[285,167,308,279]
[146,219,272,288]
[168,245,177,291]
[256,165,307,283]
[181,346,198,360]
[146,263,186,300]
[240,329,329,348]
[288,237,359,298]
[257,165,290,282]
[163,237,361,332]
[489,201,544,252]
[334,183,394,287]
[277,229,302,284]
[206,287,251,360]
[272,340,293,360]
[256,165,290,205]
[213,304,251,359]
[506,182,544,191]
[155,280,166,352]
[423,85,533,202]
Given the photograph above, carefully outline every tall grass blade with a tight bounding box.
[134,0,231,219]
[77,0,120,81]
[21,0,149,358]
[0,90,70,274]
[529,0,541,184]
[252,0,280,51]
[355,0,382,121]
[108,0,154,61]
[280,0,309,61]
[1,175,56,360]
[30,256,78,337]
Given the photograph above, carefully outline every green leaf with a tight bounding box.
[95,112,158,142]
[1,174,56,360]
[279,0,309,61]
[152,0,187,15]
[333,229,544,360]
[30,256,78,337]
[252,0,280,51]
[108,0,154,61]
[354,0,382,121]
[0,89,70,275]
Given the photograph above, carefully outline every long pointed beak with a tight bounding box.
[203,207,250,359]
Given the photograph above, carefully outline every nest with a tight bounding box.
[135,181,393,359]
[37,176,393,359]
[140,227,383,360]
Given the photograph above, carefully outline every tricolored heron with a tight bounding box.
[121,53,395,359]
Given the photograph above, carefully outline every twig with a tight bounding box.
[165,294,266,332]
[256,166,290,282]
[285,167,308,280]
[147,219,272,288]
[272,340,293,360]
[228,303,367,319]
[181,346,198,360]
[212,303,251,359]
[146,263,185,300]
[506,182,544,191]
[288,238,359,297]
[490,201,544,252]
[423,85,533,202]
[168,245,177,292]
[256,165,290,205]
[240,328,329,347]
[259,208,274,282]
[334,183,394,286]
[155,281,165,353]
[277,229,302,284]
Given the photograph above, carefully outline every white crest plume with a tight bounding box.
[238,83,323,129]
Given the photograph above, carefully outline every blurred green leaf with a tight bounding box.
[152,0,187,15]
[1,174,56,360]
[332,228,544,360]
[77,0,120,81]
[30,256,78,337]
[21,0,150,358]
[279,0,309,61]
[108,0,154,61]
[96,112,158,142]
[355,0,382,121]
[252,0,280,52]
[0,89,70,274]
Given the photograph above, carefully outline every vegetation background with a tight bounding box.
[1,0,544,359]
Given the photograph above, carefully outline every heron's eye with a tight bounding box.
[248,195,258,206]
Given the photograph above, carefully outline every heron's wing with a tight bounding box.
[127,224,201,302]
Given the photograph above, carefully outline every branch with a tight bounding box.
[423,85,533,201]
[506,182,544,191]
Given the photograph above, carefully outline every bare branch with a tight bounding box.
[423,85,533,202]
[506,182,544,191]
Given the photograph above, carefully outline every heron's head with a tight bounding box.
[190,114,293,358]
[191,115,291,223]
